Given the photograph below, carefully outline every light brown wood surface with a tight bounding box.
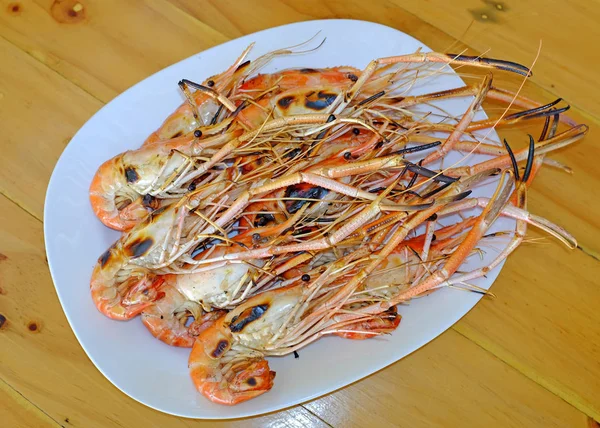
[1,1,599,427]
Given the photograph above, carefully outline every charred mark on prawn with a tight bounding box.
[142,194,157,209]
[125,167,139,183]
[211,339,230,358]
[247,377,257,386]
[285,185,328,214]
[171,131,184,138]
[347,73,359,82]
[300,68,319,73]
[304,91,337,111]
[278,96,295,109]
[125,237,154,258]
[99,249,112,268]
[229,304,269,333]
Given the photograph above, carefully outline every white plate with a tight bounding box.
[44,19,512,419]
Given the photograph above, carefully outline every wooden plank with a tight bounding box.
[3,0,599,249]
[0,0,228,103]
[0,379,59,428]
[303,329,587,428]
[1,0,599,424]
[391,0,600,118]
[0,194,587,427]
[0,195,329,427]
[454,227,600,421]
[168,0,600,117]
[0,36,102,221]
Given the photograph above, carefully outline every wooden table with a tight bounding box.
[1,1,599,427]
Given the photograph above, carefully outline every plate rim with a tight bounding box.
[43,18,508,419]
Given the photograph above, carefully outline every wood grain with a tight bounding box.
[455,227,600,421]
[304,330,588,428]
[1,379,58,428]
[0,0,599,425]
[0,0,228,103]
[0,193,587,427]
[394,0,600,118]
[0,35,102,220]
[0,194,330,426]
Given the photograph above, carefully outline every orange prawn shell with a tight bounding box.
[188,315,276,405]
[239,66,360,92]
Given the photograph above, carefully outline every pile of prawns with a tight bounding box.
[88,39,587,405]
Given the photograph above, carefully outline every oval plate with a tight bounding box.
[44,19,512,418]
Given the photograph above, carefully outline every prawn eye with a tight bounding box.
[254,214,275,227]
